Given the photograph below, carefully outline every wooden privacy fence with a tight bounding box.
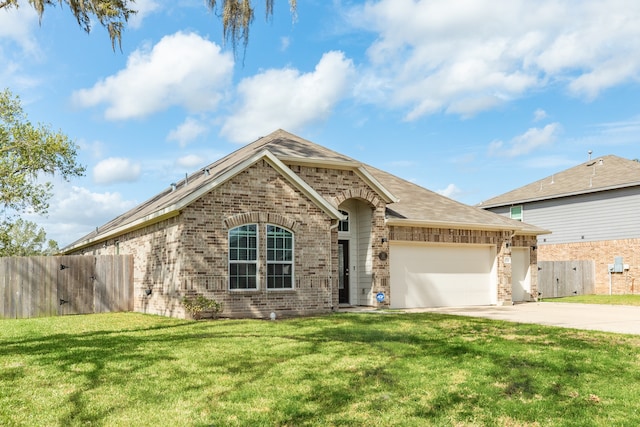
[1,255,133,319]
[538,260,595,298]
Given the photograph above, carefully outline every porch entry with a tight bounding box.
[338,240,349,304]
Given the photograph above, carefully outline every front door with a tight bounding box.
[338,240,349,304]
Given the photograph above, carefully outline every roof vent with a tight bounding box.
[599,159,604,166]
[185,173,189,185]
[171,183,177,192]
[203,168,210,176]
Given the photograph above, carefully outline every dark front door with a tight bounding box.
[338,240,349,304]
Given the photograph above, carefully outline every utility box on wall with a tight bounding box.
[608,256,629,273]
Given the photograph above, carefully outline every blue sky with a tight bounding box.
[2,0,640,247]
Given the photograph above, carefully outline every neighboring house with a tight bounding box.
[62,130,546,318]
[479,155,640,295]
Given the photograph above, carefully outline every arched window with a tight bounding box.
[229,224,258,289]
[266,225,294,289]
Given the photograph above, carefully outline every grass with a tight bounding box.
[543,294,640,306]
[2,312,640,426]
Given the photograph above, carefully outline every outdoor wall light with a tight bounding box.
[531,245,537,250]
[59,264,69,270]
[381,237,388,243]
[145,289,152,296]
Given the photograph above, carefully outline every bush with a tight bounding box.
[182,295,223,320]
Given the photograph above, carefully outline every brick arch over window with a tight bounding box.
[334,188,381,208]
[223,212,300,232]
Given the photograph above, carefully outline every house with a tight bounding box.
[478,154,640,295]
[62,130,547,318]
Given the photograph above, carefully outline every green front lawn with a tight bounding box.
[544,294,640,306]
[2,312,640,426]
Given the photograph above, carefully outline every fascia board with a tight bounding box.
[276,156,361,170]
[386,218,551,235]
[355,167,399,203]
[386,218,520,232]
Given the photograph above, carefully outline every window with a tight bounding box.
[266,225,294,289]
[229,224,258,289]
[338,210,349,232]
[510,205,523,221]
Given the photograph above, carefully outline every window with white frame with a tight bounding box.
[229,224,258,290]
[510,205,523,221]
[266,225,294,289]
[338,210,349,232]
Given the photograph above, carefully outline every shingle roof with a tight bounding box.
[478,155,640,208]
[63,129,546,251]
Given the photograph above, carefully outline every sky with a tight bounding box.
[2,0,640,248]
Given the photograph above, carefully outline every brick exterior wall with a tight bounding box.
[538,239,640,295]
[70,158,540,318]
[388,226,539,304]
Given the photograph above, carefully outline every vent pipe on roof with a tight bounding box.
[588,150,593,161]
[171,183,177,192]
[599,159,604,166]
[203,168,210,176]
[185,173,189,185]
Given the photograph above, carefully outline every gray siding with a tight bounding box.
[486,186,640,245]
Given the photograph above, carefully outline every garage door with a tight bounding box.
[389,243,496,309]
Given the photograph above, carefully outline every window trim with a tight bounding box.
[510,205,523,222]
[338,210,350,233]
[228,224,259,291]
[266,224,295,290]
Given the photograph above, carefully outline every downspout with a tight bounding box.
[329,219,340,310]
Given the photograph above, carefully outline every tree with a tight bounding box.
[0,218,59,256]
[0,88,85,252]
[0,0,297,51]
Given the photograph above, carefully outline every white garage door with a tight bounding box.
[389,243,496,309]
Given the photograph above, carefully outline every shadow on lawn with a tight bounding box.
[2,312,638,425]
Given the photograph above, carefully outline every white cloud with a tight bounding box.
[128,0,161,29]
[349,0,640,119]
[489,123,561,157]
[23,184,137,247]
[280,36,290,51]
[176,154,205,169]
[0,4,39,52]
[72,31,234,120]
[0,4,41,88]
[437,183,462,199]
[93,157,142,184]
[533,108,548,122]
[167,117,208,147]
[221,51,355,143]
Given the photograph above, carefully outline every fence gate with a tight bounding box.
[1,255,133,319]
[538,260,595,298]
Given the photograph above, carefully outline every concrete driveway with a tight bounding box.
[414,302,640,335]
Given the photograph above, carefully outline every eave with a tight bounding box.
[63,150,345,253]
